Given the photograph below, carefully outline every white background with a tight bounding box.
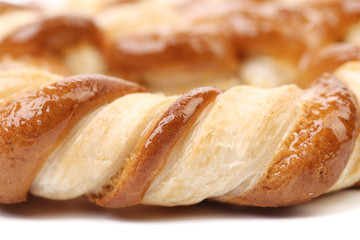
[1,189,360,239]
[1,0,360,239]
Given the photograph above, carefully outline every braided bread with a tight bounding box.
[0,61,358,208]
[1,0,360,209]
[1,0,360,94]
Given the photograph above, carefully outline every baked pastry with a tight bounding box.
[1,0,360,208]
[1,0,360,94]
[0,61,359,207]
[0,3,104,77]
[95,0,360,90]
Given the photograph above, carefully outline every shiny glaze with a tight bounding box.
[188,0,360,57]
[302,44,360,86]
[223,75,360,207]
[183,1,309,59]
[94,86,222,208]
[0,15,101,57]
[0,74,145,203]
[105,0,360,75]
[104,29,237,76]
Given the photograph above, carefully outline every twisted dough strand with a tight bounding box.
[99,0,360,77]
[1,0,360,208]
[217,73,359,206]
[0,74,144,203]
[94,87,221,207]
[0,62,359,207]
[1,0,360,91]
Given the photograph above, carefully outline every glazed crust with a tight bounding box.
[0,74,144,203]
[0,0,359,92]
[217,75,360,206]
[301,44,360,87]
[93,87,222,207]
[104,31,238,77]
[0,64,359,207]
[98,0,360,79]
[1,0,360,208]
[0,15,102,57]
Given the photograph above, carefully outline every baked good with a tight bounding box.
[0,0,360,208]
[0,61,359,207]
[1,0,360,94]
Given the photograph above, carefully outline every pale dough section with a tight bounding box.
[63,44,107,75]
[239,55,298,88]
[143,84,302,206]
[346,22,360,47]
[30,93,177,200]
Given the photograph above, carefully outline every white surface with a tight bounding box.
[1,189,360,239]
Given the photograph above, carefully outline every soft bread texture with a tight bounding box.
[31,93,177,199]
[144,85,302,206]
[240,55,298,88]
[0,62,358,207]
[1,0,360,209]
[93,87,222,207]
[0,73,145,203]
[217,74,359,206]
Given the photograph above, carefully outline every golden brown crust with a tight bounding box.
[0,0,359,208]
[226,0,360,58]
[0,0,359,87]
[0,14,102,77]
[217,75,360,207]
[0,15,101,57]
[185,1,311,58]
[104,30,238,79]
[301,44,360,86]
[93,86,222,208]
[102,0,360,78]
[0,74,145,203]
